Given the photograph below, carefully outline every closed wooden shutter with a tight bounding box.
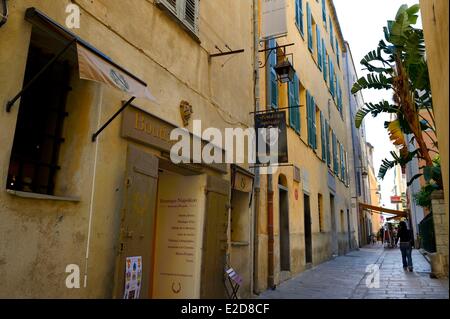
[307,3,313,51]
[321,112,326,160]
[184,0,198,33]
[268,39,278,109]
[306,90,311,145]
[312,96,317,149]
[323,41,327,82]
[289,74,300,133]
[113,145,159,299]
[317,25,322,70]
[200,176,230,299]
[322,0,327,23]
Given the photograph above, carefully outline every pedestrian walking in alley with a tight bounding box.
[396,221,414,272]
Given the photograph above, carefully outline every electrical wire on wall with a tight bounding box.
[0,0,8,28]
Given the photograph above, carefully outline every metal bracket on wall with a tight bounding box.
[258,43,295,69]
[249,105,303,115]
[249,163,294,168]
[91,96,136,142]
[209,45,245,61]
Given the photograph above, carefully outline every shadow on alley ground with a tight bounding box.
[258,244,449,299]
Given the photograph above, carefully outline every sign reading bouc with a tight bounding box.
[261,0,287,39]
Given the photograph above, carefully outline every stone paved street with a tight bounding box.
[258,244,449,299]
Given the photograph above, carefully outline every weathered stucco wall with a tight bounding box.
[419,0,449,232]
[0,0,254,298]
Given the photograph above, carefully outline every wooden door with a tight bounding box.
[113,145,158,299]
[200,176,229,299]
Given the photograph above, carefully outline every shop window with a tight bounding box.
[7,44,71,196]
[157,0,199,37]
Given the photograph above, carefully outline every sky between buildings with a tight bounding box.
[333,0,422,209]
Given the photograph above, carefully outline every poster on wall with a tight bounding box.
[261,0,287,40]
[152,173,207,299]
[123,256,142,299]
[255,111,288,165]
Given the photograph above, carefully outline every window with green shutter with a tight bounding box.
[312,97,317,149]
[268,39,278,109]
[307,2,313,52]
[336,39,340,67]
[317,25,322,71]
[332,131,338,175]
[306,90,311,144]
[322,42,327,83]
[335,76,339,106]
[307,92,317,149]
[326,121,331,167]
[289,73,300,133]
[321,112,326,160]
[345,151,349,185]
[329,16,334,51]
[329,59,335,97]
[322,0,326,25]
[296,0,304,36]
[340,143,345,180]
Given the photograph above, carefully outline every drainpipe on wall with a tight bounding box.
[267,174,275,289]
[0,0,8,28]
[252,0,261,296]
[262,32,275,291]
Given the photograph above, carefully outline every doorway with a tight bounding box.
[304,194,312,264]
[329,194,338,256]
[152,169,208,298]
[278,184,290,271]
[347,209,352,250]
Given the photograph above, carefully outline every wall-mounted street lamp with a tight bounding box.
[274,54,295,83]
[258,42,295,84]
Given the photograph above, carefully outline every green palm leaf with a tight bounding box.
[351,73,392,94]
[354,101,397,128]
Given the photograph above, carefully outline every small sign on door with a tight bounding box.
[124,256,142,299]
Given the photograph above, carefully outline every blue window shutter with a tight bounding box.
[306,90,310,144]
[328,57,334,98]
[322,0,326,23]
[322,42,327,82]
[312,97,317,149]
[299,0,304,35]
[309,95,313,147]
[333,133,338,175]
[340,144,345,179]
[268,39,278,109]
[294,75,300,132]
[289,77,295,127]
[320,112,326,160]
[307,3,313,52]
[336,76,339,104]
[336,40,340,67]
[296,0,304,35]
[329,16,334,50]
[326,121,331,166]
[317,25,322,70]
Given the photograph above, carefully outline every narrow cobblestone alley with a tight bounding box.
[258,244,449,299]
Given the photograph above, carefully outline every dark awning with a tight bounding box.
[7,7,157,141]
[24,7,147,87]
